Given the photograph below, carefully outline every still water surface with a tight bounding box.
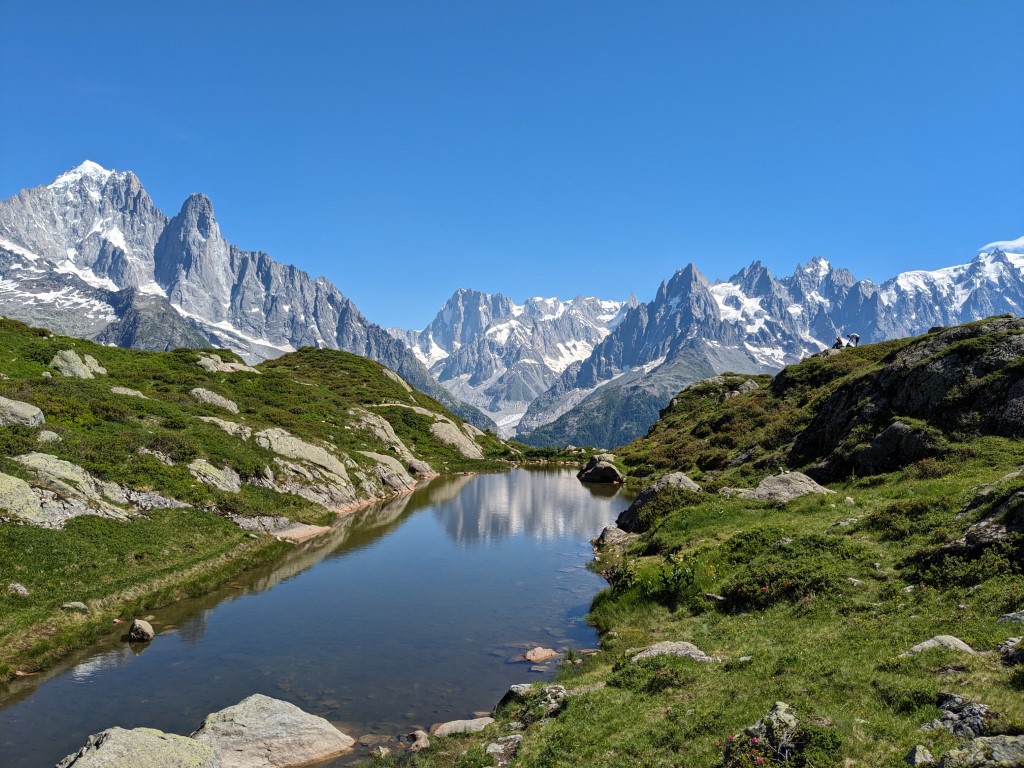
[0,468,630,766]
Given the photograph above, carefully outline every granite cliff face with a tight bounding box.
[0,162,492,428]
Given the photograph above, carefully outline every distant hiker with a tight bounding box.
[832,335,845,350]
[848,333,860,347]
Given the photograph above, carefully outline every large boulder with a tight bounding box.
[722,472,834,503]
[191,694,355,768]
[50,350,105,379]
[56,727,221,768]
[0,395,44,427]
[616,472,700,532]
[430,717,494,737]
[494,683,567,723]
[0,471,45,523]
[577,456,624,484]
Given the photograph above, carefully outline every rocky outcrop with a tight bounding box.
[720,472,833,503]
[197,353,259,374]
[226,514,330,543]
[923,694,997,740]
[190,388,239,414]
[577,456,624,484]
[616,472,700,532]
[358,452,417,492]
[724,702,802,767]
[197,417,253,441]
[629,641,721,664]
[495,683,567,723]
[429,420,484,460]
[50,350,105,378]
[938,735,1024,767]
[791,317,1024,478]
[56,727,221,768]
[188,460,242,493]
[11,453,133,525]
[191,694,355,768]
[0,395,44,427]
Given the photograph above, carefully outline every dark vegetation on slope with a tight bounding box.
[382,316,1024,768]
[0,317,511,678]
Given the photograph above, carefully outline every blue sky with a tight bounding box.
[1,1,1021,329]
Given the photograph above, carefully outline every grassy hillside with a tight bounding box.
[384,317,1024,768]
[0,317,512,678]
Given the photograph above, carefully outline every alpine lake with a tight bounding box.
[0,467,632,767]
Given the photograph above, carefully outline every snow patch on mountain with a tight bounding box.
[48,161,114,189]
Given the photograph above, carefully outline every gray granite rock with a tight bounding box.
[628,640,721,664]
[430,717,494,737]
[191,693,355,768]
[190,388,239,414]
[0,395,44,427]
[938,735,1024,767]
[900,635,976,657]
[128,619,155,643]
[55,726,221,768]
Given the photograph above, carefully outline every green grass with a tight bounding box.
[383,321,1024,768]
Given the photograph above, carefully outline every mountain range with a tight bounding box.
[1,162,1021,448]
[0,162,492,429]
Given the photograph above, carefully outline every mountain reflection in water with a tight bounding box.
[0,468,630,768]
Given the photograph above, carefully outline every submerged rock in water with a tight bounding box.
[191,693,355,768]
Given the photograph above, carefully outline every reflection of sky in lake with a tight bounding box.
[0,469,630,768]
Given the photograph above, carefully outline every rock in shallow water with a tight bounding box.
[55,726,220,768]
[191,693,355,768]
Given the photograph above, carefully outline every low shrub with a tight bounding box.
[723,535,865,610]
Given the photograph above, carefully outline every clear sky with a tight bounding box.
[1,1,1021,329]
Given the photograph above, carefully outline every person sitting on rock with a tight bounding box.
[832,335,845,349]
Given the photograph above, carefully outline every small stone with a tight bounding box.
[847,578,864,586]
[904,744,934,765]
[903,585,916,593]
[369,745,391,759]
[128,619,155,643]
[42,371,51,378]
[61,601,89,612]
[844,496,856,506]
[999,608,1024,624]
[409,730,430,752]
[8,582,29,596]
[738,656,753,663]
[37,430,61,443]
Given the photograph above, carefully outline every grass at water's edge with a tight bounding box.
[0,508,290,680]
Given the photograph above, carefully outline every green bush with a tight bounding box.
[608,655,700,694]
[724,535,865,610]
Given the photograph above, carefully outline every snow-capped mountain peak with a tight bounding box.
[48,160,116,189]
[979,235,1024,255]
